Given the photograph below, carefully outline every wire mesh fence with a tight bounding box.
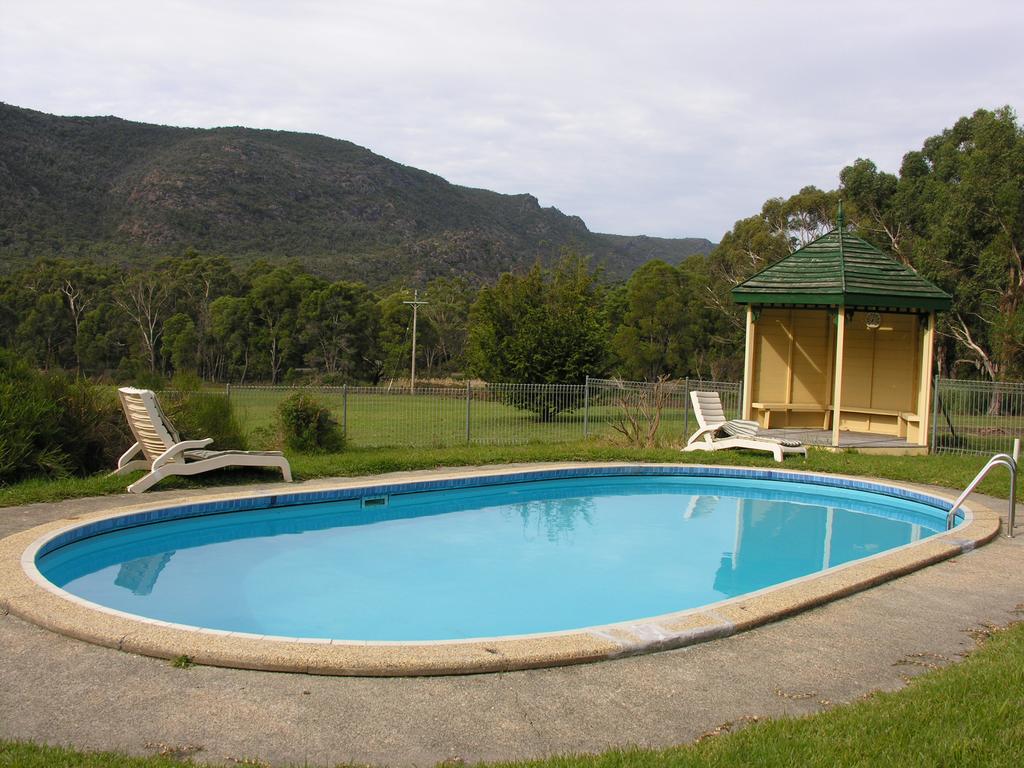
[931,378,1024,456]
[168,377,1023,454]
[218,378,743,449]
[586,378,742,445]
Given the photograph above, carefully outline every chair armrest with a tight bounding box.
[117,441,143,469]
[152,438,215,469]
[686,425,718,445]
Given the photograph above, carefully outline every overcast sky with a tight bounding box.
[2,0,1022,240]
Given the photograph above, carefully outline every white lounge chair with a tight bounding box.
[682,390,807,462]
[114,387,292,493]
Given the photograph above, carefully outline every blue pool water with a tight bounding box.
[37,475,948,641]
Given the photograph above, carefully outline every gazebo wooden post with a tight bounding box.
[917,311,936,447]
[742,305,756,420]
[831,308,847,447]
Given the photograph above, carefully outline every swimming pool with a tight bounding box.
[2,464,1000,675]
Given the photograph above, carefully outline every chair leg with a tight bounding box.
[127,469,167,493]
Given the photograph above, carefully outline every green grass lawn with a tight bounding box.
[1,441,1019,509]
[226,385,699,448]
[1,443,1021,766]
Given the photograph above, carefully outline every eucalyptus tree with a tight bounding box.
[422,276,473,372]
[114,268,170,374]
[246,266,323,383]
[162,313,199,375]
[14,291,70,370]
[839,159,907,261]
[77,302,130,377]
[762,186,839,248]
[160,252,241,379]
[210,295,256,383]
[298,281,380,380]
[467,253,609,418]
[840,107,1024,383]
[897,107,1024,382]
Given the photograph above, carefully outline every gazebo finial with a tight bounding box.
[836,200,846,231]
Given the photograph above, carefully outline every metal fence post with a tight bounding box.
[342,384,348,438]
[583,376,590,439]
[683,377,690,439]
[465,381,472,444]
[930,375,940,454]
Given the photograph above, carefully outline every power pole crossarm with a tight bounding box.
[402,290,429,394]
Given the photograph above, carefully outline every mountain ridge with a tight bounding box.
[0,103,715,284]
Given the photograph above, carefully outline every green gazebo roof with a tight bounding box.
[731,208,952,311]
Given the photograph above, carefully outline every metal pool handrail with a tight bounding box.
[946,447,1018,538]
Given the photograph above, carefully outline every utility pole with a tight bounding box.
[403,290,429,394]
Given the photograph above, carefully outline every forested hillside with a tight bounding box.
[0,103,713,284]
[0,106,1020,389]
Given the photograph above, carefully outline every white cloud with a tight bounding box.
[2,0,1022,239]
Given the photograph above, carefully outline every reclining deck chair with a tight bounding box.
[115,387,292,493]
[682,390,806,462]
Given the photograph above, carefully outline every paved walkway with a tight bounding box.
[1,473,1021,767]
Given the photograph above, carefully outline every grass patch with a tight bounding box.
[1,621,1021,766]
[0,442,1020,509]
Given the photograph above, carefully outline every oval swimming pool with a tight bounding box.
[35,469,955,642]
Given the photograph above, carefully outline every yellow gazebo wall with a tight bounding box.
[751,308,832,428]
[837,312,920,437]
[749,309,926,439]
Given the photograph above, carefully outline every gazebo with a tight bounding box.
[731,206,951,451]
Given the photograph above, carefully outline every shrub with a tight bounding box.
[0,357,69,482]
[0,349,131,482]
[56,378,133,474]
[277,392,344,453]
[131,369,166,391]
[160,390,247,451]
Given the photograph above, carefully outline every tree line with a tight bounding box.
[1,106,1021,386]
[0,249,732,386]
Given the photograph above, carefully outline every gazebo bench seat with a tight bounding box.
[752,402,830,429]
[836,406,919,437]
[752,402,920,437]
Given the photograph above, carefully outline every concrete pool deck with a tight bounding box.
[0,465,1021,766]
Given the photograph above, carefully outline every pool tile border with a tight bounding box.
[0,462,1003,676]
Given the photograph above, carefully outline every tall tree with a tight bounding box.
[611,260,695,381]
[247,266,320,383]
[160,252,241,379]
[210,295,256,383]
[839,159,907,261]
[893,107,1023,381]
[162,313,199,375]
[422,276,473,373]
[467,253,609,417]
[14,292,71,369]
[299,281,380,379]
[114,270,170,374]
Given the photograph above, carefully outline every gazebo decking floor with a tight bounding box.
[765,428,927,454]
